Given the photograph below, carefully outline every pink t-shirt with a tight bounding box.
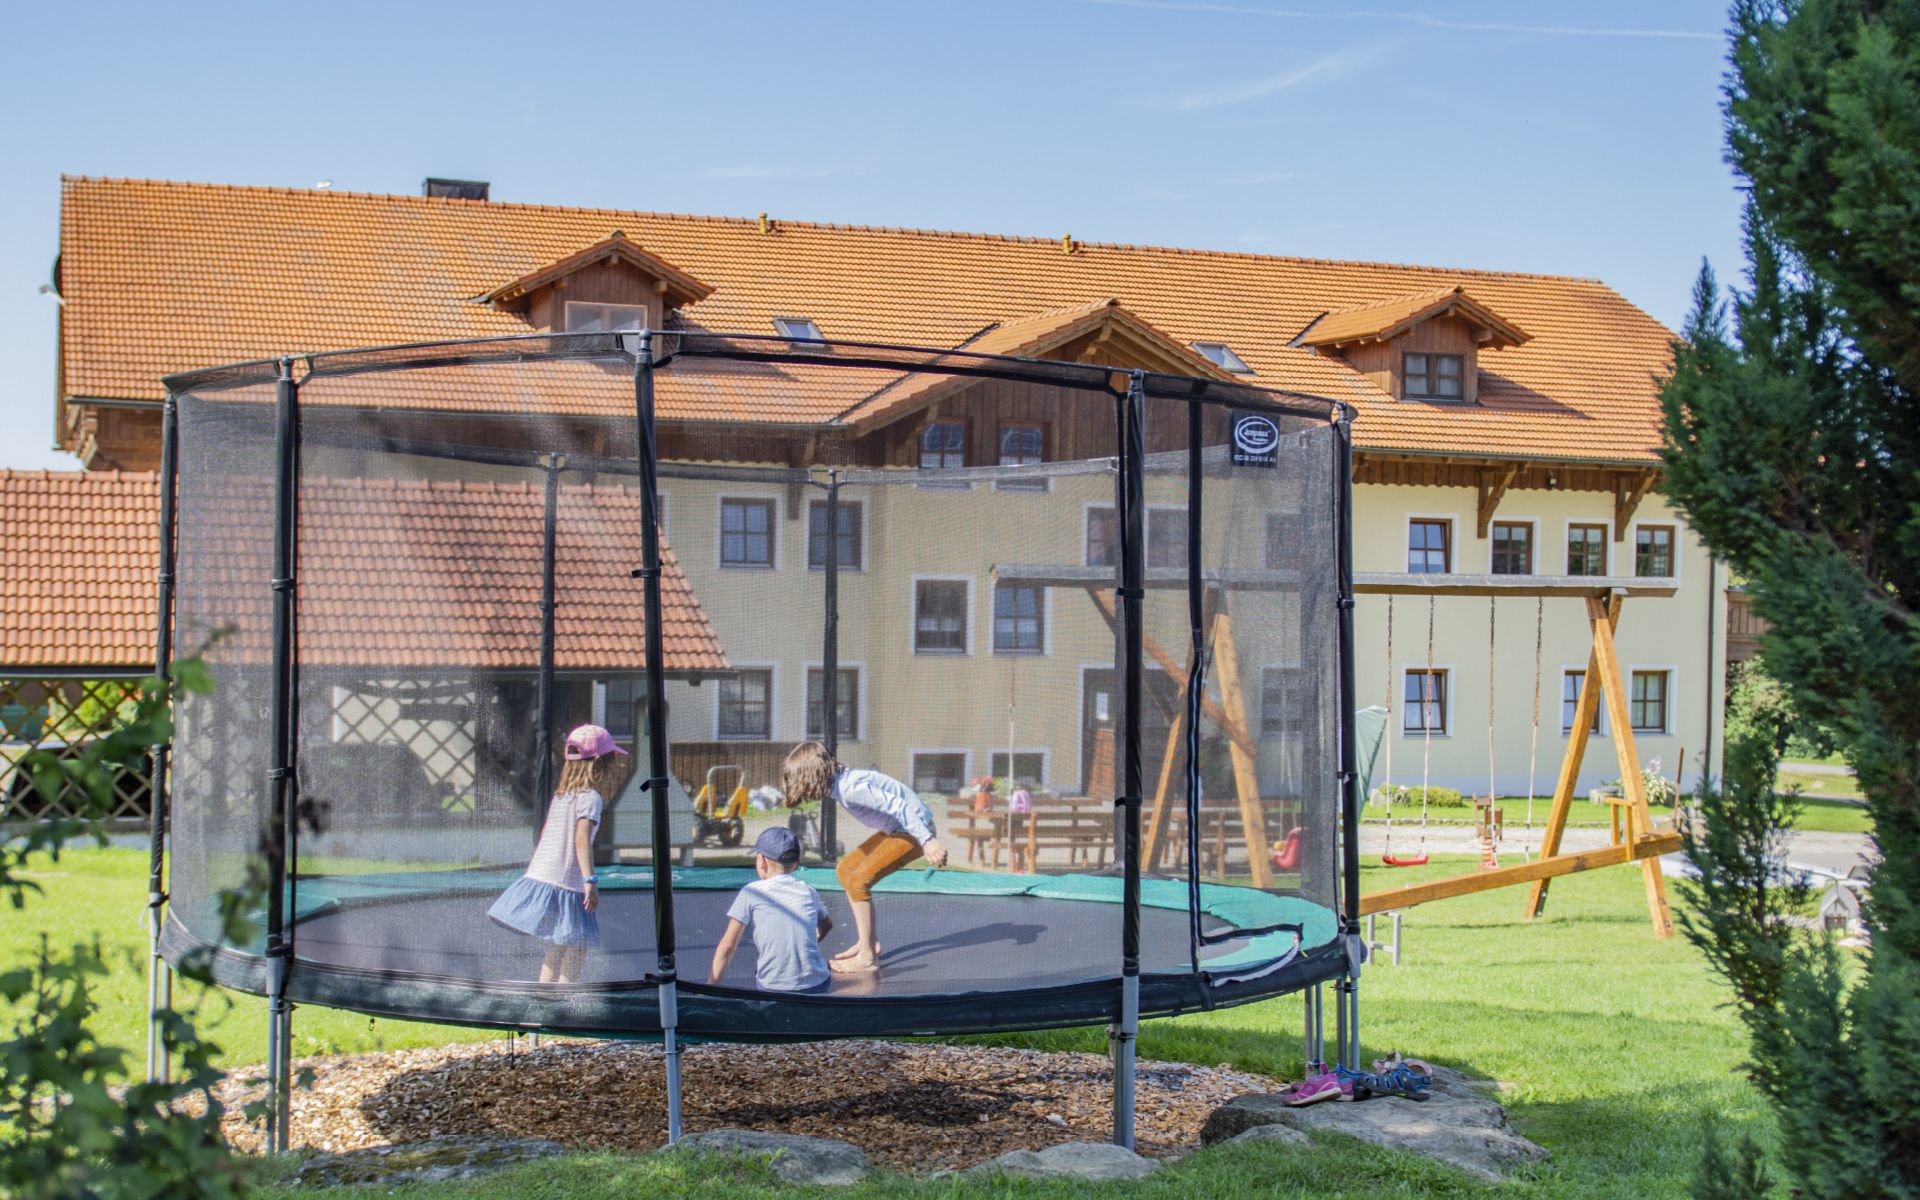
[524,789,603,891]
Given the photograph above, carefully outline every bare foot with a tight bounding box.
[831,942,881,961]
[830,954,880,974]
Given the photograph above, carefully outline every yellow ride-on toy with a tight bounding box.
[691,765,749,848]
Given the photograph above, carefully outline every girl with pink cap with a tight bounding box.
[487,724,626,983]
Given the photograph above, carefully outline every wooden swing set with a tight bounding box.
[1353,574,1683,939]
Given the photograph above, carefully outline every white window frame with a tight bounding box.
[712,662,779,741]
[908,748,972,796]
[564,300,650,333]
[1486,515,1540,576]
[987,748,1051,789]
[1404,513,1459,576]
[773,316,825,343]
[991,578,1053,657]
[1561,518,1614,577]
[1399,663,1454,737]
[806,496,868,573]
[1190,341,1254,374]
[1260,665,1307,736]
[1082,501,1190,569]
[802,660,866,744]
[716,493,779,570]
[1559,665,1608,738]
[1629,520,1682,583]
[1077,662,1115,788]
[910,574,974,657]
[1627,665,1677,736]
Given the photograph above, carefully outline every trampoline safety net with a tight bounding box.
[160,332,1352,1040]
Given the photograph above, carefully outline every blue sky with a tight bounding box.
[0,0,1740,469]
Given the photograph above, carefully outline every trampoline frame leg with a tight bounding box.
[1304,982,1325,1071]
[265,957,292,1153]
[661,980,683,1144]
[145,894,170,1085]
[1111,974,1139,1149]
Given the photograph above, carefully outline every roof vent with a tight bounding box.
[423,178,490,201]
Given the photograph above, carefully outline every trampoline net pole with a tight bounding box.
[1334,412,1362,1070]
[146,391,180,1087]
[632,332,683,1142]
[265,357,301,1152]
[1111,372,1146,1151]
[533,455,560,838]
[819,473,840,861]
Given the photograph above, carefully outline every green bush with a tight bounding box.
[1370,784,1467,809]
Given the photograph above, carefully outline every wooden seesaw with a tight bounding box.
[1354,574,1683,939]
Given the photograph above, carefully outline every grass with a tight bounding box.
[9,848,1775,1198]
[1371,791,1872,835]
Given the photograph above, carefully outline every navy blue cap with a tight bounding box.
[753,826,801,864]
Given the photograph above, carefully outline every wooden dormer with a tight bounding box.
[1294,285,1529,405]
[483,232,713,333]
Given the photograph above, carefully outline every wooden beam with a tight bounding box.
[1209,607,1273,889]
[1089,589,1258,759]
[1362,831,1682,915]
[1476,465,1518,538]
[1524,594,1616,920]
[1354,573,1674,599]
[1142,592,1220,872]
[1588,593,1677,939]
[1613,472,1656,541]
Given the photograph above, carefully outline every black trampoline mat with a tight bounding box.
[292,888,1241,998]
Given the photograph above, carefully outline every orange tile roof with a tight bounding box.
[59,177,1679,463]
[1298,285,1531,350]
[0,470,727,673]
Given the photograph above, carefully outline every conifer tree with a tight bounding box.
[1660,2,1920,1195]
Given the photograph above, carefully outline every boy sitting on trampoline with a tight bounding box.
[782,741,947,974]
[708,827,833,991]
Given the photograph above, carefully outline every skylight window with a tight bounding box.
[773,317,825,344]
[1191,342,1254,375]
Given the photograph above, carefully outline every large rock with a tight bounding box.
[293,1136,565,1189]
[967,1141,1161,1180]
[673,1128,871,1186]
[1220,1122,1309,1148]
[1201,1066,1547,1184]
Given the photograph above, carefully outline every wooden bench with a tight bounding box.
[945,798,1009,868]
[945,795,1114,872]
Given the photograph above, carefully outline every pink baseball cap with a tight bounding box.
[564,724,628,761]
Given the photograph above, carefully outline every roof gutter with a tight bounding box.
[1355,443,1663,471]
[66,395,164,411]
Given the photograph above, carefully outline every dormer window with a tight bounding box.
[774,317,825,345]
[1403,352,1464,401]
[1191,342,1254,375]
[565,301,649,333]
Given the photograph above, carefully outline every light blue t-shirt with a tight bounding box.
[725,873,831,992]
[832,768,937,844]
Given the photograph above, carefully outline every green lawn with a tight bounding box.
[1372,790,1871,835]
[8,848,1772,1197]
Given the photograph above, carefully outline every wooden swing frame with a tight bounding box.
[1354,574,1680,939]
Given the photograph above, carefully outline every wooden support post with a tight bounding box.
[1613,472,1655,542]
[1089,589,1256,759]
[1476,466,1518,538]
[1588,594,1676,939]
[1208,608,1272,889]
[1523,594,1615,920]
[1142,593,1219,873]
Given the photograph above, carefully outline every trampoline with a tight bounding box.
[147,330,1365,1150]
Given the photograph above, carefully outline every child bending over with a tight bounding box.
[781,741,946,974]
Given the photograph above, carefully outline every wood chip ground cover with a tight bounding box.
[203,1040,1282,1171]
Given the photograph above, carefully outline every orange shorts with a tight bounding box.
[836,830,924,902]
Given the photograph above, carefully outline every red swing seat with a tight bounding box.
[1380,851,1429,867]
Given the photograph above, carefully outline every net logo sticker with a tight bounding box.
[1231,411,1280,468]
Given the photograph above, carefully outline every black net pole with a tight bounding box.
[1333,411,1362,1067]
[534,456,561,832]
[631,332,682,1141]
[819,473,840,861]
[1111,372,1146,1149]
[145,392,180,1086]
[1183,399,1205,975]
[264,357,300,1153]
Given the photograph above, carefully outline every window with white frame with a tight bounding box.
[807,499,863,570]
[1491,521,1533,575]
[989,751,1046,787]
[1403,668,1447,734]
[1567,523,1609,576]
[1408,519,1451,573]
[992,582,1044,654]
[717,669,772,740]
[720,498,775,568]
[996,422,1047,491]
[565,301,649,333]
[1635,525,1675,577]
[914,579,969,654]
[910,752,967,795]
[805,667,859,741]
[773,316,824,343]
[1262,667,1304,735]
[1085,507,1187,568]
[1631,670,1670,734]
[1561,669,1602,735]
[1191,341,1254,374]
